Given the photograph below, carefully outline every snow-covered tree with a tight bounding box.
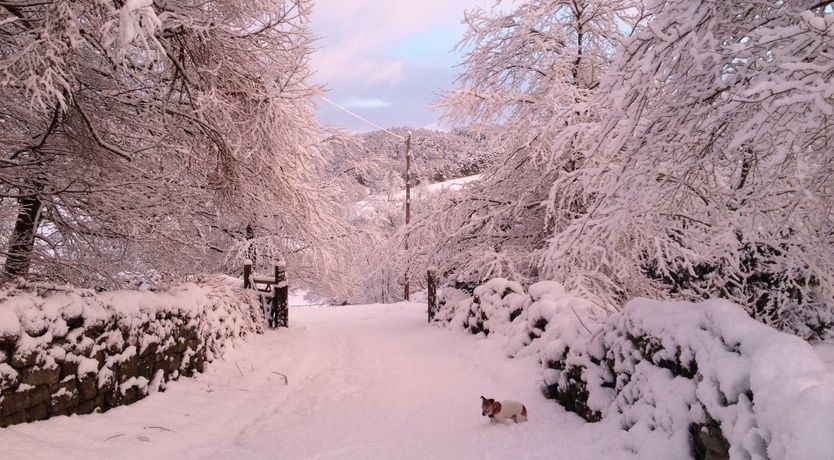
[401,0,643,289]
[325,127,497,303]
[0,0,352,294]
[544,0,834,337]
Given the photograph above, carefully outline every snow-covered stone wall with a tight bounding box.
[0,277,262,428]
[434,280,834,460]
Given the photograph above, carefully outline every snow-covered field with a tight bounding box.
[357,174,481,216]
[1,302,682,459]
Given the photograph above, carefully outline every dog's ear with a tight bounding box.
[481,396,486,401]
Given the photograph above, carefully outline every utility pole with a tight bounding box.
[316,95,413,301]
[403,131,412,301]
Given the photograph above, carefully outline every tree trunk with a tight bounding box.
[4,193,42,280]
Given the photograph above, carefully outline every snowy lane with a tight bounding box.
[2,303,679,460]
[219,304,570,460]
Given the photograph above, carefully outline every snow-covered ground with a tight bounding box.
[288,289,326,307]
[411,173,482,194]
[357,174,481,216]
[0,302,681,459]
[815,341,834,368]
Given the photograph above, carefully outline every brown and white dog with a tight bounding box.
[481,396,528,423]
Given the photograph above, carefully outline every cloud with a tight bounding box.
[310,0,492,85]
[343,98,392,109]
[309,0,502,130]
[313,54,408,88]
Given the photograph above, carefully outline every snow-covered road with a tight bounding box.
[2,303,680,459]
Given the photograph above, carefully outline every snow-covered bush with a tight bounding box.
[434,287,474,329]
[435,278,834,459]
[464,279,527,336]
[0,276,262,427]
[435,278,531,334]
[512,281,609,359]
[548,298,834,460]
[435,279,607,356]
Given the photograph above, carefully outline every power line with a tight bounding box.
[317,93,415,300]
[318,95,405,141]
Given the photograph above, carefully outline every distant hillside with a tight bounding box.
[331,127,497,193]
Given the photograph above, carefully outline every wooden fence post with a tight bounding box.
[243,260,253,289]
[427,268,437,323]
[246,224,256,269]
[271,260,289,328]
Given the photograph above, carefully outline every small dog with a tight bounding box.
[481,396,528,423]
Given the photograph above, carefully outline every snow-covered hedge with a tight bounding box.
[435,279,607,359]
[0,276,262,427]
[434,280,834,460]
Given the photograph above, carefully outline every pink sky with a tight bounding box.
[310,0,501,131]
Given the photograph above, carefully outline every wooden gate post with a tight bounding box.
[427,268,437,323]
[271,260,289,328]
[246,224,256,269]
[243,260,253,289]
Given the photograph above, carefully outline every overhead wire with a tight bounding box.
[318,95,406,141]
